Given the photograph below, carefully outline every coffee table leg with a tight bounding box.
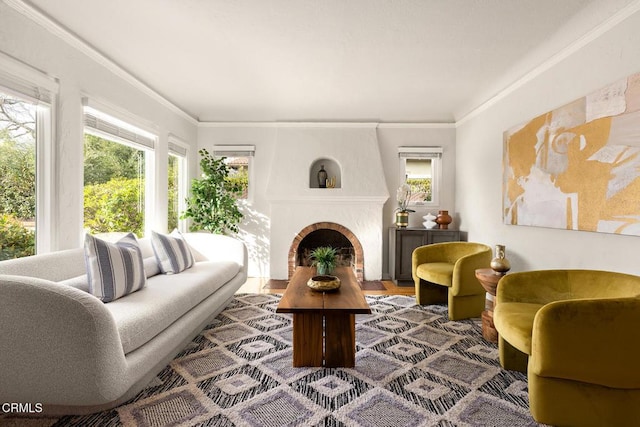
[292,313,323,367]
[324,313,356,368]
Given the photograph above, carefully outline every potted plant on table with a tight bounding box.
[181,149,244,234]
[310,246,338,275]
[395,182,415,228]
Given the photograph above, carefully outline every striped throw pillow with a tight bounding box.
[151,230,195,274]
[84,233,146,302]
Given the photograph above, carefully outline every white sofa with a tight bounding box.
[0,232,247,415]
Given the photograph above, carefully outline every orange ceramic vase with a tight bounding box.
[435,210,453,229]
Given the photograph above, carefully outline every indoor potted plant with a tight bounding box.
[310,246,338,275]
[395,182,414,228]
[181,149,244,234]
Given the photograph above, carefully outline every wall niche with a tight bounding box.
[309,158,341,189]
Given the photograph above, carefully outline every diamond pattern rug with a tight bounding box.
[9,294,545,427]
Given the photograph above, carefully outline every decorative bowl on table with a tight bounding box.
[307,275,341,291]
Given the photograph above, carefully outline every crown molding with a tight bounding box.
[4,0,198,125]
[198,121,455,129]
[198,122,378,128]
[455,0,640,127]
[377,122,455,129]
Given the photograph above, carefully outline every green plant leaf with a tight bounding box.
[181,149,244,234]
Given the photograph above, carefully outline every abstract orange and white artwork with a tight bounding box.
[503,71,640,235]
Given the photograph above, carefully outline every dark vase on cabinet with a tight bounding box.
[388,227,461,285]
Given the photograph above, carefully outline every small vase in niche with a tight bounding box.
[317,165,328,188]
[435,210,453,229]
[490,244,511,274]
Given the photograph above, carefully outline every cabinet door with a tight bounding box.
[396,230,427,281]
[427,231,460,244]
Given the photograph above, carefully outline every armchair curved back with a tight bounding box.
[494,268,640,426]
[412,241,491,320]
[498,269,640,305]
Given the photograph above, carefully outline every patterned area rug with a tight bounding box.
[11,294,544,427]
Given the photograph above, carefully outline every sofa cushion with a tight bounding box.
[151,230,195,274]
[58,257,159,294]
[493,302,544,355]
[84,233,147,302]
[104,260,241,354]
[416,262,454,286]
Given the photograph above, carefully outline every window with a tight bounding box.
[168,136,188,231]
[0,57,55,259]
[0,92,37,260]
[213,145,255,201]
[398,147,442,206]
[83,100,156,237]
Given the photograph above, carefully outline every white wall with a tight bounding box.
[377,125,457,276]
[198,125,278,278]
[456,7,640,275]
[198,124,457,278]
[0,3,198,250]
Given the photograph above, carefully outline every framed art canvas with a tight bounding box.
[503,71,640,236]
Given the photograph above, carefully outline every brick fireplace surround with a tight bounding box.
[288,222,364,281]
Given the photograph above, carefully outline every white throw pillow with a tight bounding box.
[84,232,146,302]
[151,230,195,274]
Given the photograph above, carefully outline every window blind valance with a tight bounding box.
[0,52,58,105]
[213,145,255,157]
[168,142,187,157]
[84,112,155,150]
[168,134,189,157]
[398,146,442,159]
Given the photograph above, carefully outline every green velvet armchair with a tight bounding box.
[411,242,492,320]
[493,269,640,426]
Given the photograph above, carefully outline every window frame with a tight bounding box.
[213,144,255,203]
[168,135,189,232]
[398,146,442,208]
[0,52,58,254]
[82,99,158,237]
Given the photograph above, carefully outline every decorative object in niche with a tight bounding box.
[309,158,341,189]
[422,213,437,229]
[490,244,511,274]
[317,165,328,188]
[504,71,640,236]
[436,210,452,229]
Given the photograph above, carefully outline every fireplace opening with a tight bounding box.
[297,229,354,269]
[288,222,364,281]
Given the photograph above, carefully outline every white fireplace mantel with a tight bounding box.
[266,126,390,280]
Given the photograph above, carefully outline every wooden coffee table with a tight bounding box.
[276,266,371,368]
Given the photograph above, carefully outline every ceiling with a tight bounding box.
[22,0,631,123]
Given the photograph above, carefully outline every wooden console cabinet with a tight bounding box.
[389,227,461,284]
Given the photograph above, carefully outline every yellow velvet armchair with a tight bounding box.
[493,269,640,426]
[411,242,492,320]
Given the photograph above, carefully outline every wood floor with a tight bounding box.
[237,277,415,296]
